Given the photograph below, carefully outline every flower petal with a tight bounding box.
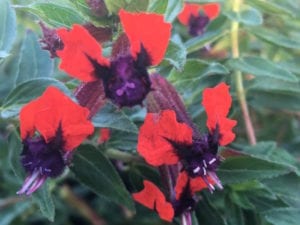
[202,3,220,20]
[202,82,237,146]
[178,3,202,25]
[132,180,174,222]
[57,24,109,82]
[178,3,220,25]
[20,87,94,151]
[137,110,193,166]
[175,171,209,200]
[119,9,171,66]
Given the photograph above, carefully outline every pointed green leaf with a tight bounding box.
[250,27,300,49]
[228,56,298,82]
[70,144,135,211]
[218,155,292,185]
[263,208,300,225]
[0,0,16,54]
[92,103,138,133]
[23,2,86,28]
[16,30,53,84]
[164,0,183,22]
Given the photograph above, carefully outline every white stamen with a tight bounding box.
[209,158,216,165]
[17,171,39,195]
[203,167,207,175]
[193,166,201,174]
[203,160,207,168]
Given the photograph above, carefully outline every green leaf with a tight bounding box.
[228,56,298,82]
[70,144,135,211]
[169,59,229,86]
[248,77,300,95]
[103,0,149,14]
[262,173,300,201]
[23,2,86,27]
[0,0,16,54]
[1,78,70,118]
[184,28,227,54]
[8,130,55,221]
[33,183,55,222]
[263,208,300,225]
[195,194,227,225]
[92,103,138,133]
[164,39,187,71]
[248,0,295,17]
[249,27,300,49]
[242,142,298,170]
[164,0,183,22]
[225,6,263,26]
[217,155,291,185]
[147,0,168,14]
[249,91,300,111]
[16,30,53,84]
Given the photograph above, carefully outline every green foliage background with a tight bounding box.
[1,0,300,225]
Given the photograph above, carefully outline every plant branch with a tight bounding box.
[231,0,256,145]
[105,148,144,163]
[60,185,107,225]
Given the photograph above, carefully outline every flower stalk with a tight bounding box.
[231,0,256,145]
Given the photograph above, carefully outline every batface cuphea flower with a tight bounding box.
[18,87,94,195]
[56,9,171,107]
[178,3,220,36]
[136,82,237,218]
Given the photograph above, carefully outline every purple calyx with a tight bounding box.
[90,44,152,107]
[17,133,66,195]
[188,13,210,36]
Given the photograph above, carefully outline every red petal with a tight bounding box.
[202,82,237,146]
[202,3,220,20]
[175,171,209,200]
[98,128,111,144]
[132,180,174,222]
[178,3,202,25]
[19,87,94,151]
[57,25,109,82]
[119,9,171,66]
[137,110,193,166]
[178,3,220,25]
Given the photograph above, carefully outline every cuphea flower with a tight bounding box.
[56,9,171,107]
[18,87,94,195]
[136,81,237,217]
[133,180,174,222]
[178,3,220,36]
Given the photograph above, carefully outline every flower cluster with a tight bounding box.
[17,4,237,224]
[133,78,237,221]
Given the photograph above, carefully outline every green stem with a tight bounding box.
[231,0,256,145]
[105,148,143,163]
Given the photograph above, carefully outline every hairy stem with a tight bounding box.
[105,148,143,163]
[60,185,107,225]
[231,0,256,145]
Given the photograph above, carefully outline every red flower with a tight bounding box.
[137,82,236,188]
[137,110,193,166]
[18,86,94,195]
[178,3,220,36]
[178,3,220,25]
[202,82,237,146]
[57,10,171,107]
[132,180,174,222]
[98,128,110,144]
